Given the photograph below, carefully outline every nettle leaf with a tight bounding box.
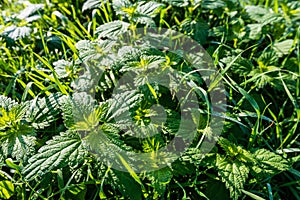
[71,93,98,129]
[245,6,281,24]
[1,25,31,40]
[260,13,282,25]
[53,60,74,79]
[257,50,278,66]
[71,65,103,93]
[201,0,226,10]
[95,20,130,39]
[131,14,154,27]
[136,1,164,18]
[216,154,249,200]
[211,26,226,37]
[218,137,254,163]
[59,95,75,128]
[147,167,173,195]
[0,125,35,161]
[75,39,116,64]
[221,56,254,76]
[26,93,62,129]
[112,0,164,26]
[248,68,279,89]
[0,101,36,161]
[120,55,165,73]
[24,15,41,23]
[180,19,209,45]
[0,180,14,200]
[245,24,262,40]
[23,131,85,181]
[291,154,300,164]
[162,0,189,7]
[82,0,107,12]
[0,95,18,110]
[17,3,44,20]
[273,39,294,57]
[245,6,268,22]
[73,39,116,93]
[180,147,205,165]
[67,183,86,199]
[104,90,142,123]
[59,92,104,129]
[252,149,290,175]
[82,125,133,169]
[112,0,133,16]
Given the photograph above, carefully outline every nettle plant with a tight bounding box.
[0,0,299,199]
[0,90,294,199]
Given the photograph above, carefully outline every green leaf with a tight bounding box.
[121,55,165,73]
[1,25,32,40]
[237,86,260,115]
[218,138,255,163]
[17,3,44,20]
[0,180,14,199]
[22,131,84,180]
[162,0,189,7]
[147,167,173,195]
[291,154,300,164]
[252,149,290,175]
[59,95,75,128]
[117,153,144,187]
[0,95,18,110]
[70,92,100,131]
[245,6,269,23]
[82,124,133,164]
[288,168,300,179]
[0,102,36,161]
[0,96,35,160]
[180,147,205,165]
[260,13,282,25]
[53,60,74,79]
[245,24,262,40]
[112,0,133,16]
[75,39,116,65]
[95,20,130,39]
[181,19,209,45]
[221,56,254,76]
[273,39,294,56]
[136,1,164,18]
[216,154,249,200]
[257,50,278,66]
[112,1,164,26]
[71,63,104,93]
[26,93,62,129]
[201,0,226,10]
[104,90,142,122]
[1,128,35,161]
[82,0,107,12]
[5,158,21,171]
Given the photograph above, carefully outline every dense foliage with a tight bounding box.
[0,0,299,199]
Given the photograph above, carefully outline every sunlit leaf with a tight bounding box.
[95,20,130,39]
[82,0,107,12]
[23,131,85,180]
